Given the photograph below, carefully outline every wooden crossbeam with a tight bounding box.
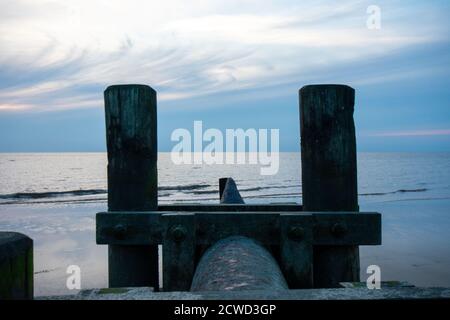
[96,211,381,246]
[158,204,302,212]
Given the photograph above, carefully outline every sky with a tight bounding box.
[0,0,449,152]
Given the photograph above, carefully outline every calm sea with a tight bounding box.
[0,152,450,296]
[1,152,449,205]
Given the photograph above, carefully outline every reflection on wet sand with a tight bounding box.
[0,203,107,296]
[1,197,450,296]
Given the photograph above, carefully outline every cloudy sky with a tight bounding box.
[0,0,449,151]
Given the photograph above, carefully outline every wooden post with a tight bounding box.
[104,84,158,288]
[299,84,360,288]
[219,177,228,200]
[220,178,245,204]
[279,214,313,288]
[162,213,195,291]
[0,232,33,299]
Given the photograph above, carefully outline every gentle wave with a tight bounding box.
[0,197,108,205]
[0,183,301,200]
[360,188,428,196]
[191,184,302,195]
[0,184,213,201]
[0,186,429,205]
[159,184,212,191]
[0,189,107,200]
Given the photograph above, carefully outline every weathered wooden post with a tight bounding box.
[219,177,228,200]
[220,178,245,204]
[299,84,359,287]
[0,232,33,299]
[104,84,158,288]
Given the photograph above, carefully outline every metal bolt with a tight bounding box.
[288,226,305,241]
[171,225,187,242]
[113,224,127,239]
[331,223,347,237]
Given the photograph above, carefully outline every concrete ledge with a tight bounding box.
[38,286,450,300]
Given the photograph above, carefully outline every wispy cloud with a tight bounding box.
[369,130,450,137]
[0,0,449,112]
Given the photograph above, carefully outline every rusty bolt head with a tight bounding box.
[113,224,127,239]
[288,226,305,241]
[331,223,348,237]
[171,225,187,242]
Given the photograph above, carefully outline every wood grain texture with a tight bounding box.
[220,178,245,204]
[104,84,157,211]
[280,214,313,288]
[104,84,158,288]
[0,232,33,300]
[96,211,380,246]
[299,84,361,288]
[162,213,196,291]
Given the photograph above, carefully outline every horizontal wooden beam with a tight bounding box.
[313,212,381,246]
[96,212,162,245]
[97,211,381,246]
[195,213,281,245]
[158,204,302,212]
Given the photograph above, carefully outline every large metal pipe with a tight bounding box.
[190,236,288,292]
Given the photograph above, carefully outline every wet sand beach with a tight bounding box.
[1,197,449,296]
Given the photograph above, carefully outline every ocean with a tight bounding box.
[1,152,450,296]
